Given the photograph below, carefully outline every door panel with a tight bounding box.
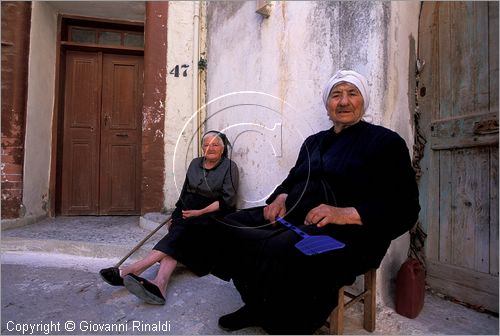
[437,3,490,119]
[108,145,137,209]
[441,147,490,270]
[99,54,143,214]
[61,51,100,215]
[418,2,499,312]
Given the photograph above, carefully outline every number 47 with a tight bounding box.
[169,64,189,77]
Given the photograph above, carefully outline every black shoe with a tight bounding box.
[99,267,124,286]
[218,305,258,331]
[123,274,165,305]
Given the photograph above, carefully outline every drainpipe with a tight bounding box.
[193,1,201,157]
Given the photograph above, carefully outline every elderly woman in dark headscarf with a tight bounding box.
[100,131,239,305]
[217,70,420,334]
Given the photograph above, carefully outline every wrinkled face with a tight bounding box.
[202,134,224,162]
[326,82,365,131]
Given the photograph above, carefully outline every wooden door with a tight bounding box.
[61,51,101,214]
[60,51,143,215]
[100,54,143,214]
[418,2,499,312]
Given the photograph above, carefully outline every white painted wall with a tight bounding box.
[206,1,392,209]
[46,1,144,22]
[205,1,420,306]
[164,2,202,211]
[384,1,420,148]
[379,0,421,307]
[22,2,58,218]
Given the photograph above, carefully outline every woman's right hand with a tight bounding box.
[182,209,202,218]
[263,193,288,222]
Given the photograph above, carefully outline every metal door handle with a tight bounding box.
[116,133,128,137]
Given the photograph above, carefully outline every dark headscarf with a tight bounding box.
[202,130,231,158]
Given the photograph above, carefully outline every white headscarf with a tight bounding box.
[322,70,370,112]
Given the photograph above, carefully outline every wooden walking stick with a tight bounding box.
[113,215,172,268]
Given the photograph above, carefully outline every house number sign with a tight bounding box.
[169,64,190,77]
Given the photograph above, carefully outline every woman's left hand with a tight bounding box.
[304,204,362,227]
[182,209,203,218]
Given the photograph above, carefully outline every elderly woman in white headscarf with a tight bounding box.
[216,70,420,334]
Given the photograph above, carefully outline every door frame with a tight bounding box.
[49,15,145,216]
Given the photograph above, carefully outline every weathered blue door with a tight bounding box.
[418,2,498,312]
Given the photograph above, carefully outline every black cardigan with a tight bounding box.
[267,120,420,242]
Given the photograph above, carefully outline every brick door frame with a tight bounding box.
[48,5,167,216]
[140,2,168,214]
[1,2,32,219]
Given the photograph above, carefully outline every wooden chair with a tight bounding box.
[327,268,377,335]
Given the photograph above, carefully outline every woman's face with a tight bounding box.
[202,134,224,162]
[326,82,365,131]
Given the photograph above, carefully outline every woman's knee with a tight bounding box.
[150,249,168,261]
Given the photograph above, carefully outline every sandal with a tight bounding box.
[99,267,124,286]
[123,274,165,305]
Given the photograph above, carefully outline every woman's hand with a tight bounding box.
[263,194,288,222]
[182,209,203,218]
[304,204,362,227]
[182,201,220,219]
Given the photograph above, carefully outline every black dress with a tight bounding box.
[220,121,420,334]
[153,156,239,277]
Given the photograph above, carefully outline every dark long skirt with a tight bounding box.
[219,207,391,334]
[153,194,232,278]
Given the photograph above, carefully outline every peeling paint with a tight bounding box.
[1,1,30,219]
[142,106,165,131]
[155,129,164,139]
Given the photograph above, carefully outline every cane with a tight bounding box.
[113,215,172,268]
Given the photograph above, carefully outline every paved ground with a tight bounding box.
[1,216,498,335]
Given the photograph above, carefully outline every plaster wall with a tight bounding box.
[206,1,391,210]
[164,2,201,210]
[378,0,421,307]
[22,2,57,218]
[205,1,420,306]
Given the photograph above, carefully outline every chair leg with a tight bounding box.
[363,269,376,332]
[330,287,344,335]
